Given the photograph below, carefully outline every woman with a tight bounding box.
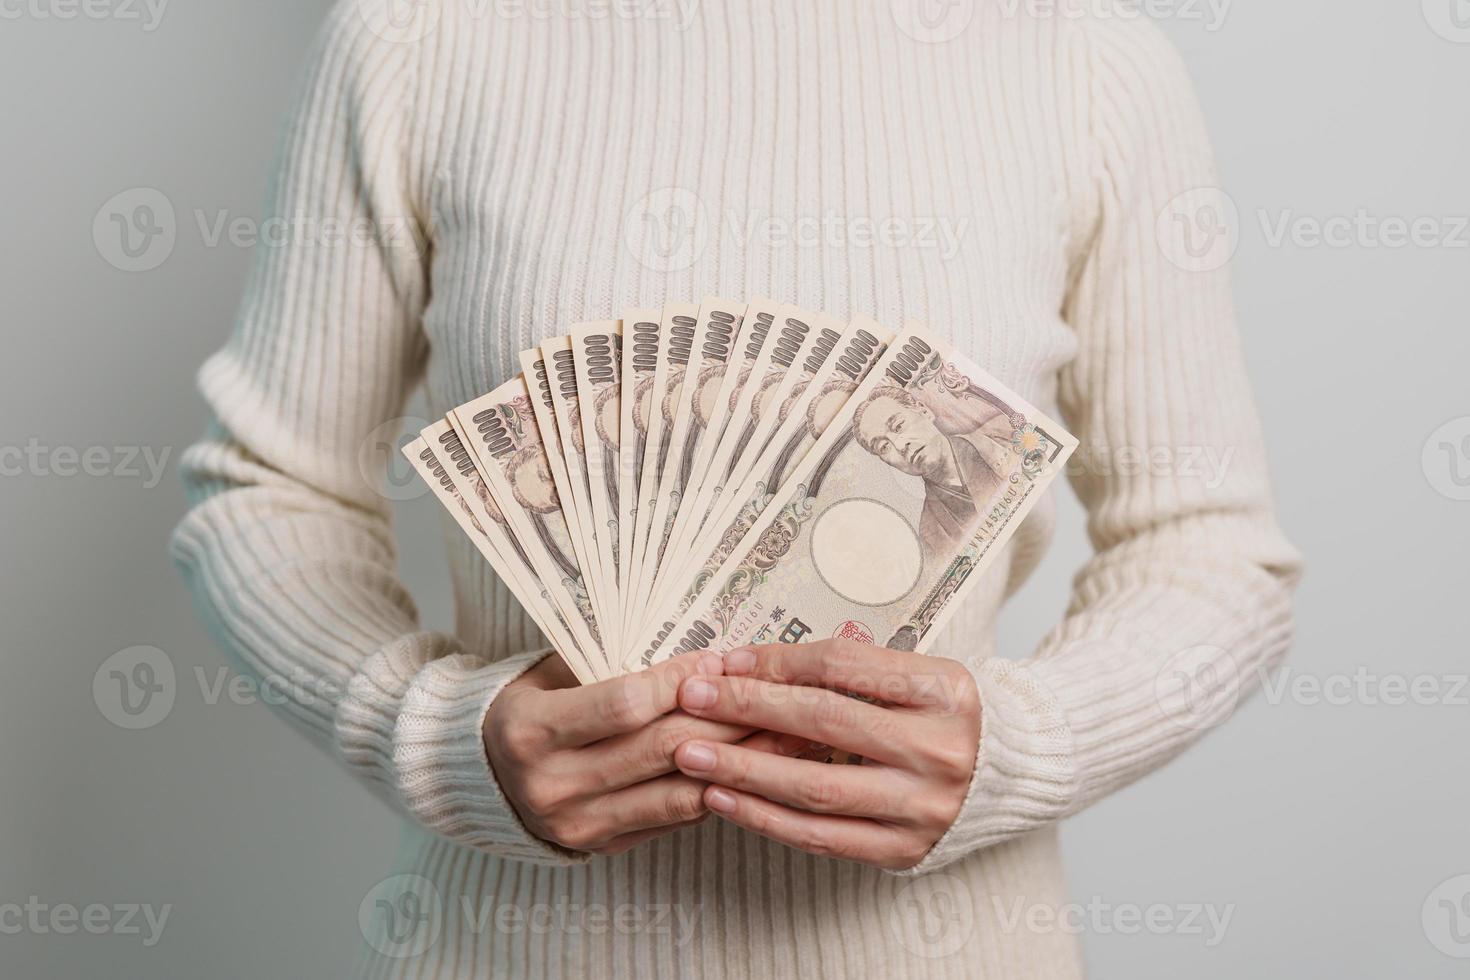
[173,2,1300,975]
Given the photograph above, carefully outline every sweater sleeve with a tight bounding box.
[905,17,1303,874]
[169,4,583,867]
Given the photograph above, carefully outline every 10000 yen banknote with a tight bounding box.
[660,296,782,565]
[616,310,660,647]
[405,301,1079,680]
[656,299,755,593]
[542,335,616,639]
[626,324,1078,670]
[519,348,604,639]
[649,308,849,614]
[570,321,624,633]
[449,377,609,675]
[623,303,698,638]
[638,298,746,612]
[403,429,595,683]
[651,315,898,625]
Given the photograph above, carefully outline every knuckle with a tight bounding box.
[519,776,572,818]
[649,718,707,770]
[656,720,694,759]
[767,647,806,686]
[914,793,960,832]
[745,803,777,838]
[725,747,754,786]
[865,708,904,745]
[801,778,845,812]
[549,815,600,851]
[947,668,981,717]
[812,694,854,737]
[634,726,679,775]
[640,737,674,775]
[489,706,544,764]
[663,787,706,825]
[818,642,857,683]
[925,737,978,780]
[600,686,642,730]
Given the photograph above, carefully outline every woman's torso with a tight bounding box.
[374,3,1088,976]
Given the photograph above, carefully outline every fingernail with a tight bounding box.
[696,653,724,676]
[679,742,717,772]
[682,678,718,710]
[724,648,756,675]
[706,788,737,813]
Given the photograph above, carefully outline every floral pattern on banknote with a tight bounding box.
[708,492,815,634]
[681,485,776,612]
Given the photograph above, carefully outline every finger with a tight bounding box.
[700,786,923,871]
[674,741,904,818]
[580,714,753,792]
[723,640,972,711]
[587,816,707,857]
[739,730,819,757]
[569,774,711,847]
[678,675,920,766]
[548,651,724,747]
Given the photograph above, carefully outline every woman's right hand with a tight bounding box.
[484,651,805,856]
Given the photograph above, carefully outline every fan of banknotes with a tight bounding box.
[402,298,1079,685]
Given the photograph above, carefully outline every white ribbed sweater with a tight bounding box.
[172,2,1300,976]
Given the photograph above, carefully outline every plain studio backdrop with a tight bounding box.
[2,3,1466,977]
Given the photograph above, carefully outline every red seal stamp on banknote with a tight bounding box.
[834,621,875,645]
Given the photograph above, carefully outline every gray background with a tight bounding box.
[2,2,1467,977]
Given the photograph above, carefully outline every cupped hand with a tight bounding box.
[483,651,811,856]
[672,640,982,871]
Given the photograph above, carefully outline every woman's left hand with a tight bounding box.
[673,639,981,871]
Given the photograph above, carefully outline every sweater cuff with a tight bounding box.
[896,657,1077,876]
[392,647,590,867]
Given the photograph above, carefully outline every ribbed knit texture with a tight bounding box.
[171,2,1301,976]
